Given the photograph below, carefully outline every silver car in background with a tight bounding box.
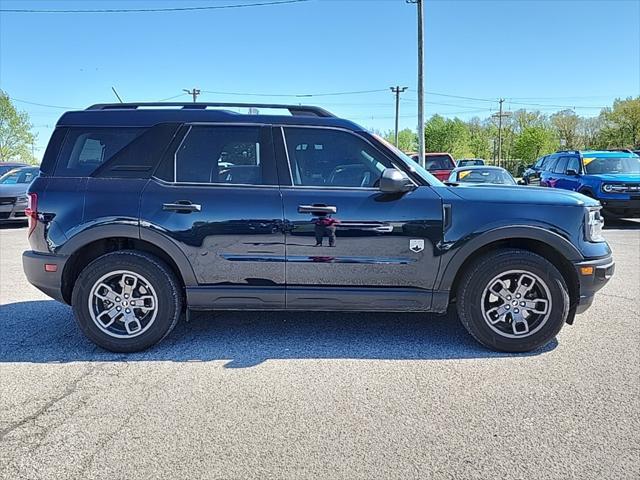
[0,166,39,223]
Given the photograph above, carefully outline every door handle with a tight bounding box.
[162,201,201,213]
[298,204,337,214]
[373,225,394,233]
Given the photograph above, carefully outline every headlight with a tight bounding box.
[585,207,605,242]
[16,195,28,203]
[602,183,626,193]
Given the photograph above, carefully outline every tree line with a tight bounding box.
[384,96,640,170]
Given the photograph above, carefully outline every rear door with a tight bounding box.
[277,126,443,311]
[140,124,286,309]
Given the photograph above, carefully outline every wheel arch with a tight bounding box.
[59,225,197,304]
[438,227,581,317]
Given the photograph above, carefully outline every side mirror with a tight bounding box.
[566,169,579,176]
[379,168,414,193]
[517,179,526,185]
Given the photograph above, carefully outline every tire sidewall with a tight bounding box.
[457,251,569,353]
[72,251,182,352]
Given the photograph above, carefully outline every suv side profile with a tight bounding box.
[24,103,614,353]
[538,150,640,218]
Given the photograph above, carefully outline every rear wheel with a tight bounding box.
[456,248,569,352]
[72,250,182,352]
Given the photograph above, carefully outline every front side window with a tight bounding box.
[566,157,580,173]
[553,157,568,174]
[283,127,393,188]
[175,126,275,185]
[55,128,143,176]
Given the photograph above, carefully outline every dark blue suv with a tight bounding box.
[537,150,640,219]
[23,103,614,354]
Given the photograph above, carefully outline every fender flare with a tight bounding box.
[437,225,583,292]
[58,222,198,286]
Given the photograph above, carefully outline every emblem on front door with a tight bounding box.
[409,239,424,253]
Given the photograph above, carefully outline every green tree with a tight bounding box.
[383,128,417,152]
[513,125,556,162]
[596,97,640,148]
[424,115,470,158]
[551,109,580,149]
[0,91,37,164]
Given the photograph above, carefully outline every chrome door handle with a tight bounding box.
[298,204,337,214]
[373,225,394,233]
[162,201,201,213]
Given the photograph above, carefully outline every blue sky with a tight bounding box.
[1,0,639,157]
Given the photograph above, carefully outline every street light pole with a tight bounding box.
[390,86,408,147]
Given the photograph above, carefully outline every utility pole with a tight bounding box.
[407,0,425,166]
[390,86,408,147]
[491,99,510,168]
[183,88,201,103]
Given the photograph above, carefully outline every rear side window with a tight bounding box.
[55,128,143,177]
[174,125,276,185]
[544,157,558,172]
[424,155,455,171]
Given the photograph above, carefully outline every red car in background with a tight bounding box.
[410,152,456,181]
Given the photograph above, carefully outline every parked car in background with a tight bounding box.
[457,158,485,167]
[23,102,613,354]
[538,150,640,218]
[448,165,517,186]
[0,166,39,223]
[0,162,28,177]
[410,152,456,181]
[521,155,551,185]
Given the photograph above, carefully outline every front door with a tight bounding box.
[277,126,443,311]
[140,124,286,309]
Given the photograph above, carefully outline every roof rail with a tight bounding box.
[555,149,580,154]
[85,102,336,118]
[606,148,633,153]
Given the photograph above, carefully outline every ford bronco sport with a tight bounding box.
[23,102,614,353]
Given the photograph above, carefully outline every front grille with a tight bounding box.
[0,212,10,220]
[0,197,16,206]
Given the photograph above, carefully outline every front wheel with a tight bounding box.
[456,248,569,352]
[72,250,183,352]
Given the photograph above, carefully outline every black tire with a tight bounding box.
[456,248,569,353]
[71,250,183,353]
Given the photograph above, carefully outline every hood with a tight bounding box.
[0,183,30,197]
[445,184,599,208]
[586,173,640,182]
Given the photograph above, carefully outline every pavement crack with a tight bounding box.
[0,365,98,442]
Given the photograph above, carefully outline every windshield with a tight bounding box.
[373,135,443,186]
[583,156,640,174]
[458,159,484,167]
[456,168,516,185]
[0,168,38,185]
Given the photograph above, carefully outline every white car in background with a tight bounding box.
[0,166,39,223]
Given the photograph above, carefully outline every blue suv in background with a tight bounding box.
[538,150,640,218]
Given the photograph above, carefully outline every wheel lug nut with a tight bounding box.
[521,302,525,306]
[514,308,519,313]
[116,306,121,311]
[116,297,121,302]
[507,296,512,300]
[124,294,129,299]
[125,308,131,314]
[516,294,521,299]
[506,305,510,309]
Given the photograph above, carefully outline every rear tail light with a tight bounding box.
[25,193,38,236]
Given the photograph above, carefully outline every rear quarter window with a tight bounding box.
[54,127,144,177]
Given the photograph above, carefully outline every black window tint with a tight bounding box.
[175,126,275,185]
[55,128,144,177]
[553,157,568,174]
[566,157,580,173]
[94,123,180,179]
[284,128,393,187]
[534,156,547,169]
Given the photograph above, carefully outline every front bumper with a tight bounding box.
[573,255,615,314]
[0,201,28,222]
[600,198,640,218]
[22,250,69,304]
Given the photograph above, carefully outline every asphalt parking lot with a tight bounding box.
[0,221,638,480]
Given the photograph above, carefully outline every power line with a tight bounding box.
[9,98,77,109]
[201,88,389,98]
[0,0,310,13]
